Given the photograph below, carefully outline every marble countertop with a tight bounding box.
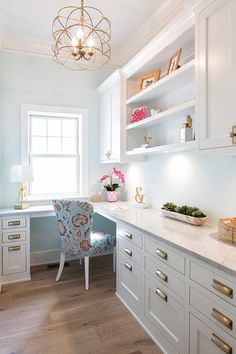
[94,202,236,277]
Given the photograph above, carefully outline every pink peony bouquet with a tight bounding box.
[131,106,148,123]
[99,168,125,191]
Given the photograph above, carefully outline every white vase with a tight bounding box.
[107,191,118,202]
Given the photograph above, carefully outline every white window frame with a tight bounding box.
[21,104,88,201]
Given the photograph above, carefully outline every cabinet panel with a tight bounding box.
[110,87,120,160]
[190,313,235,354]
[2,217,26,229]
[2,230,26,243]
[3,244,26,275]
[117,255,143,313]
[100,92,112,161]
[198,0,236,150]
[144,276,185,352]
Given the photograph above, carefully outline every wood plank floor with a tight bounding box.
[0,255,163,354]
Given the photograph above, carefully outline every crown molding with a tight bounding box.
[0,34,121,68]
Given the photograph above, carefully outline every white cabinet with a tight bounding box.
[97,70,124,163]
[3,244,26,275]
[196,0,236,152]
[190,313,235,354]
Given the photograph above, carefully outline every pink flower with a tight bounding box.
[80,240,92,252]
[72,214,88,227]
[113,168,125,184]
[99,175,110,183]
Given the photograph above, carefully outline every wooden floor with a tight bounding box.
[0,255,162,354]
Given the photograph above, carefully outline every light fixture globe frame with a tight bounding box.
[52,0,111,71]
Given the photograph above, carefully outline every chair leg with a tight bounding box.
[84,256,89,290]
[80,256,83,266]
[113,246,116,273]
[56,252,65,282]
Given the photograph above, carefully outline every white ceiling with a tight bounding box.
[0,0,187,66]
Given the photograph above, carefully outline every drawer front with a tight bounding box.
[144,276,185,352]
[190,286,236,338]
[118,234,143,267]
[2,230,26,243]
[2,217,26,229]
[144,237,185,274]
[190,313,236,354]
[117,255,143,313]
[118,225,143,249]
[190,261,236,306]
[3,244,26,275]
[144,256,186,299]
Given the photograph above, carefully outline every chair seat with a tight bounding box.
[61,231,116,257]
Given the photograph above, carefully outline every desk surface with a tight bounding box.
[0,202,236,276]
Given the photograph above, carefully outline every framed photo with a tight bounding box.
[166,48,182,75]
[137,70,161,92]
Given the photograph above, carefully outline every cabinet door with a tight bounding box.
[110,86,120,160]
[190,313,235,354]
[144,276,185,353]
[3,244,26,275]
[198,0,236,149]
[100,92,112,162]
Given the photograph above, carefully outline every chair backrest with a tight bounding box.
[52,200,94,256]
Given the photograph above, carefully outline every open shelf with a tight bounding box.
[126,59,195,105]
[126,99,195,130]
[126,140,196,156]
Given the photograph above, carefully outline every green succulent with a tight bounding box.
[162,202,206,218]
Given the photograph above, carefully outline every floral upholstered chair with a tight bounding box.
[52,200,116,290]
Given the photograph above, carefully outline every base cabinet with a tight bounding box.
[190,314,236,354]
[3,244,26,275]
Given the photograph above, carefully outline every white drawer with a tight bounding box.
[190,313,236,354]
[2,217,26,229]
[117,255,143,313]
[2,244,26,275]
[190,260,236,306]
[144,256,186,300]
[190,286,236,338]
[144,275,185,352]
[144,237,186,274]
[118,234,142,267]
[2,230,26,243]
[118,225,143,249]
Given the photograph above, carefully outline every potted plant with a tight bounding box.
[99,168,125,202]
[162,202,207,226]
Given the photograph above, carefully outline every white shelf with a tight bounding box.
[126,141,196,156]
[126,99,195,130]
[126,60,195,105]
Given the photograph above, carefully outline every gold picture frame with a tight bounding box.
[137,70,161,92]
[166,48,182,75]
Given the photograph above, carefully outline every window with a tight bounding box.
[21,105,88,199]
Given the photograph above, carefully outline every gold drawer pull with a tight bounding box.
[212,279,233,299]
[156,288,168,302]
[156,270,168,282]
[211,333,232,354]
[124,232,132,240]
[212,308,232,330]
[8,220,21,226]
[8,246,21,252]
[124,248,132,257]
[124,262,132,271]
[8,234,21,240]
[156,248,167,260]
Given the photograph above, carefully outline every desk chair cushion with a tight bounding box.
[53,200,116,257]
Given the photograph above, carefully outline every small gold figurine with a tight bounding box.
[144,133,152,145]
[135,187,145,204]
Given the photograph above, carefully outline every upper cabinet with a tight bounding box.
[97,70,125,163]
[196,0,236,153]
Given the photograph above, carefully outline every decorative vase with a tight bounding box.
[107,191,118,202]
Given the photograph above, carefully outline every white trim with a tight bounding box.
[21,104,89,198]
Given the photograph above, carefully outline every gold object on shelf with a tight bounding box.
[211,308,232,330]
[52,0,111,71]
[212,279,233,298]
[229,125,236,144]
[211,333,232,354]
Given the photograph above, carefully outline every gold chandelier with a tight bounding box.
[52,0,111,70]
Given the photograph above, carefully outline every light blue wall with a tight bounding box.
[0,51,115,252]
[124,152,236,223]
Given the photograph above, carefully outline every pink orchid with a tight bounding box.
[99,168,125,191]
